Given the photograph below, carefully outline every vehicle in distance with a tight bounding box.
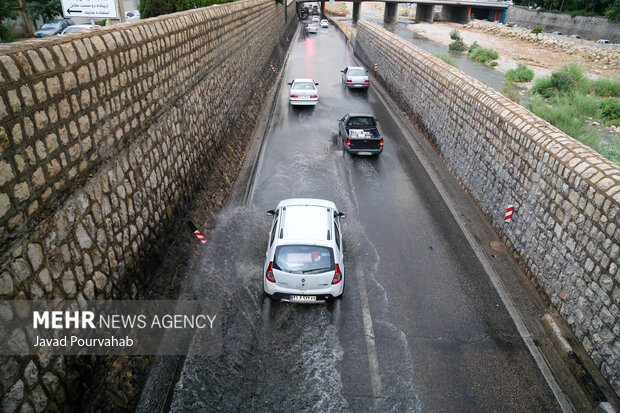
[320,19,329,28]
[304,24,319,35]
[341,66,369,89]
[61,24,100,34]
[35,19,74,37]
[312,15,320,22]
[596,39,610,44]
[125,10,140,21]
[288,79,319,106]
[264,198,345,303]
[339,113,383,155]
[552,31,562,35]
[569,34,581,39]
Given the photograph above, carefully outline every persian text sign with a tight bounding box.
[61,0,119,19]
[0,300,221,356]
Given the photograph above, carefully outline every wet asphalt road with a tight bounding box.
[168,23,562,412]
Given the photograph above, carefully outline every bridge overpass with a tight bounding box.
[299,0,509,24]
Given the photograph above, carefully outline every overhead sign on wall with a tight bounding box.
[61,0,119,19]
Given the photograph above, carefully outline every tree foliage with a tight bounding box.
[513,0,619,19]
[26,0,62,22]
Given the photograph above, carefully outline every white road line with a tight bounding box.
[354,261,384,406]
[372,83,575,413]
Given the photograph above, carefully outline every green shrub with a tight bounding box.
[490,61,499,67]
[448,30,467,52]
[0,22,16,43]
[605,1,620,20]
[506,64,534,82]
[468,42,499,64]
[598,98,620,126]
[558,62,585,83]
[506,23,514,27]
[531,25,543,34]
[531,72,576,98]
[433,53,459,68]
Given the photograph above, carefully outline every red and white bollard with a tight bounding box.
[504,204,514,222]
[374,63,378,71]
[270,64,276,72]
[187,221,207,244]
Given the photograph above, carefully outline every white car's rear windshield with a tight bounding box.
[292,82,316,90]
[274,245,334,274]
[348,69,367,76]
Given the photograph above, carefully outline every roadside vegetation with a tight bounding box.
[0,0,18,42]
[433,53,459,68]
[531,25,543,34]
[526,63,620,163]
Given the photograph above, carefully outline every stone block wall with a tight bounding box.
[0,0,297,410]
[355,20,620,396]
[506,5,620,42]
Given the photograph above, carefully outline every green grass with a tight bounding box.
[598,98,620,126]
[531,25,543,34]
[505,64,534,83]
[526,64,619,164]
[502,78,519,102]
[433,53,458,68]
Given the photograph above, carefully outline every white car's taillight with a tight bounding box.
[346,79,352,82]
[290,94,298,98]
[266,262,276,283]
[346,139,351,147]
[310,95,317,98]
[332,264,342,284]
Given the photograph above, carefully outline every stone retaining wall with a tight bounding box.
[506,5,620,43]
[355,19,620,396]
[0,0,297,410]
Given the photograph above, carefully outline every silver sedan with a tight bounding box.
[288,79,319,106]
[341,66,369,89]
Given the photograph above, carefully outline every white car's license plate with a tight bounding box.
[358,151,372,155]
[290,295,316,302]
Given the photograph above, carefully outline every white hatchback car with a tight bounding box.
[312,15,320,22]
[264,199,346,303]
[320,19,329,28]
[288,78,319,106]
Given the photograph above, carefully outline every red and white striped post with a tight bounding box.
[270,64,276,72]
[374,63,378,71]
[504,204,514,222]
[187,221,207,244]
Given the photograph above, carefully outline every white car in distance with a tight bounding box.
[264,199,346,303]
[288,78,319,106]
[305,23,319,35]
[320,19,329,28]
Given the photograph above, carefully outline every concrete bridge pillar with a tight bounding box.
[352,2,361,23]
[415,4,434,22]
[384,2,398,24]
[440,5,470,23]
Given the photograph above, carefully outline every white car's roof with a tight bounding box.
[291,78,315,83]
[348,66,366,71]
[280,206,330,242]
[277,198,336,209]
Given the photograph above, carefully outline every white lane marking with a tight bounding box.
[371,83,575,413]
[354,261,384,406]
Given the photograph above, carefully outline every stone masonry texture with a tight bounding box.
[0,0,297,410]
[355,20,620,396]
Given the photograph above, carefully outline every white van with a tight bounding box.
[263,199,346,303]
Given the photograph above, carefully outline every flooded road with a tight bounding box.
[168,22,563,412]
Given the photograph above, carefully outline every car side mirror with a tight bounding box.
[287,82,292,86]
[315,82,319,85]
[267,210,276,216]
[337,212,346,218]
[340,70,345,73]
